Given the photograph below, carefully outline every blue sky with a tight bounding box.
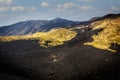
[0,0,120,26]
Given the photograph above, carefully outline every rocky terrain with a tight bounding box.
[0,13,120,80]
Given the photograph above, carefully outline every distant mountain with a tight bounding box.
[0,18,79,36]
[0,13,120,80]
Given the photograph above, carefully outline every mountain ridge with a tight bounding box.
[0,18,79,36]
[0,13,120,36]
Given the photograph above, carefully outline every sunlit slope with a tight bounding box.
[84,17,120,52]
[0,28,77,47]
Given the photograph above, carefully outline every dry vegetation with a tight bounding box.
[0,28,77,47]
[84,17,120,52]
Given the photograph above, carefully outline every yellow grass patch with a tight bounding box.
[84,17,120,52]
[0,28,77,47]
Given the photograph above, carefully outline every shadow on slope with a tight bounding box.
[0,27,120,80]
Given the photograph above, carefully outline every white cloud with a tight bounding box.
[29,6,36,12]
[58,2,75,9]
[0,7,10,12]
[78,0,95,1]
[41,2,50,7]
[6,0,13,4]
[69,11,75,14]
[56,2,94,12]
[0,0,13,5]
[11,6,25,12]
[0,14,7,18]
[111,6,120,11]
[0,0,36,12]
[11,6,36,12]
[0,6,36,12]
[79,6,93,11]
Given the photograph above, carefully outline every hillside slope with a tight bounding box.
[0,28,77,47]
[84,14,120,52]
